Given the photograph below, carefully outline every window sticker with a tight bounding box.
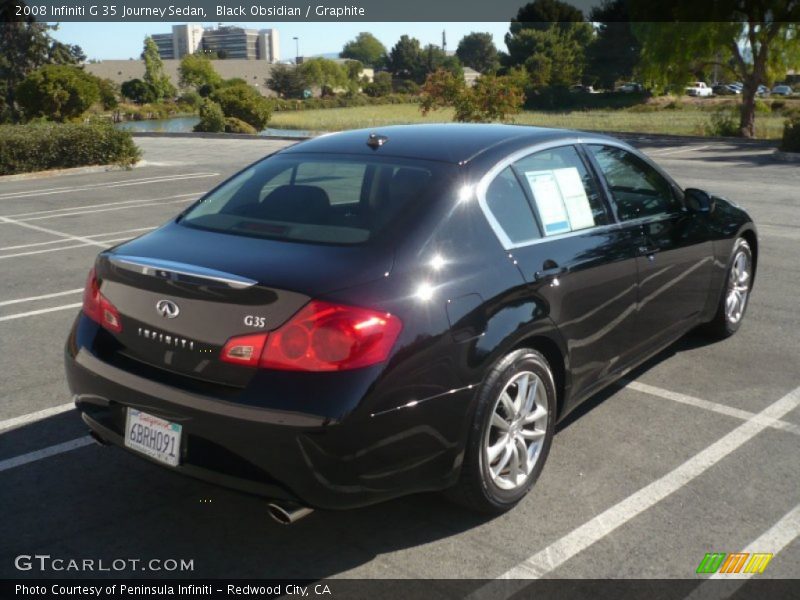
[524,167,595,235]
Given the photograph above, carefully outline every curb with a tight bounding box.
[772,149,800,163]
[0,163,139,183]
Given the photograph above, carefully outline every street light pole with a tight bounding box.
[293,37,299,64]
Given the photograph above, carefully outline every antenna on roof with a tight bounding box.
[367,133,388,149]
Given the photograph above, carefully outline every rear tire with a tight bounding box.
[447,348,556,514]
[703,237,753,339]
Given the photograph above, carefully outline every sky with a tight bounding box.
[50,22,515,61]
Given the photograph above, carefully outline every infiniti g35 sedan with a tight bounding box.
[65,125,757,522]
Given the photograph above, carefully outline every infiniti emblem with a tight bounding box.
[156,299,180,319]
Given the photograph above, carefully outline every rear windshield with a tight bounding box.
[179,153,453,245]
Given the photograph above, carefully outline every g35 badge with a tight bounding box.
[244,315,267,328]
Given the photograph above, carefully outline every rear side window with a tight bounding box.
[587,145,679,221]
[483,167,541,245]
[181,154,450,245]
[514,145,609,236]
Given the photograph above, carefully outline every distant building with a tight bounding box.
[148,24,279,62]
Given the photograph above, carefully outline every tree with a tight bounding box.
[585,0,641,90]
[504,0,593,86]
[16,64,100,122]
[120,78,155,104]
[388,35,423,80]
[363,71,393,97]
[179,53,222,90]
[298,58,348,94]
[456,32,500,74]
[422,44,463,80]
[508,26,592,88]
[267,64,308,99]
[0,9,85,120]
[340,32,386,67]
[141,36,175,102]
[420,69,525,123]
[194,98,225,133]
[96,77,119,110]
[211,83,272,130]
[631,1,800,137]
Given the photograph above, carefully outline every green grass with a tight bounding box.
[269,103,788,139]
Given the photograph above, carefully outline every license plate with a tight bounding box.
[124,408,182,467]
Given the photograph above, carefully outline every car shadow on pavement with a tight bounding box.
[557,331,718,433]
[1,410,492,580]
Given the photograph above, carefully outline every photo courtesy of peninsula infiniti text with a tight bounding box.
[65,124,758,524]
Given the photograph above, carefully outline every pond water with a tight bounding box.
[115,117,311,138]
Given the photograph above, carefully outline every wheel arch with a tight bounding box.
[512,334,568,418]
[739,226,758,285]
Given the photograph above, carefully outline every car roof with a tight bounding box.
[279,124,615,165]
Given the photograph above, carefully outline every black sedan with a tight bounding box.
[65,125,757,522]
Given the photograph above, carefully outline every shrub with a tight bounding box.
[420,69,524,123]
[177,91,202,110]
[754,98,771,113]
[394,79,420,95]
[363,71,393,97]
[17,65,101,122]
[211,84,272,130]
[705,109,740,137]
[781,117,800,152]
[121,79,156,105]
[194,99,225,133]
[0,121,140,175]
[224,117,257,134]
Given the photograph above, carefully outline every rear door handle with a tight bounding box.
[638,245,660,255]
[534,266,568,281]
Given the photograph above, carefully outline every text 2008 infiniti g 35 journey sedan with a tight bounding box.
[65,125,757,522]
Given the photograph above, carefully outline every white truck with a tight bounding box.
[685,82,713,97]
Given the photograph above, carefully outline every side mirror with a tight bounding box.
[684,188,715,214]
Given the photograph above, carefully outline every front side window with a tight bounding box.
[514,145,609,236]
[181,154,451,245]
[587,145,679,221]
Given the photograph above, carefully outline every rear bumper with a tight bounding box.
[65,315,472,510]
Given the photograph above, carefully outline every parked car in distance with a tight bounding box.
[616,82,643,93]
[570,84,596,94]
[65,124,758,522]
[772,85,794,96]
[686,82,713,97]
[712,84,735,96]
[756,84,770,96]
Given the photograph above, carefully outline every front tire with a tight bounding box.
[703,237,753,338]
[448,348,556,514]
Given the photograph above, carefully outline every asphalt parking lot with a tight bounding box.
[1,134,798,588]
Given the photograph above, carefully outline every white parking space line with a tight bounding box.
[0,437,93,473]
[0,216,111,248]
[469,385,800,597]
[0,235,133,260]
[0,173,218,200]
[647,145,710,157]
[2,193,199,220]
[684,503,800,599]
[0,289,82,307]
[0,302,82,322]
[623,380,800,437]
[0,403,76,433]
[15,197,198,223]
[0,226,155,251]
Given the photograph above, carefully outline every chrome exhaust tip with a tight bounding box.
[267,502,313,525]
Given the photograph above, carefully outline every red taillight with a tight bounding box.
[82,267,122,333]
[219,301,402,371]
